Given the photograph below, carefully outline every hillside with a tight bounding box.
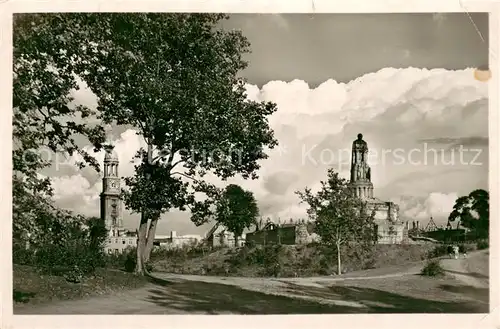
[151,243,441,277]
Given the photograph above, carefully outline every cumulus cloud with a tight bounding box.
[394,192,458,227]
[49,67,488,234]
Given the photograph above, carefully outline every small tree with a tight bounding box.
[448,189,489,239]
[216,184,259,247]
[296,169,376,275]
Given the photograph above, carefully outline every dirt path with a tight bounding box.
[439,249,489,288]
[15,250,489,314]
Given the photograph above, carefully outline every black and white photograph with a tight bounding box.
[7,6,494,319]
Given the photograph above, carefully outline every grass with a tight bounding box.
[13,264,148,306]
[151,243,438,277]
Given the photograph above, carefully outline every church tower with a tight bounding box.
[349,133,374,199]
[100,149,123,237]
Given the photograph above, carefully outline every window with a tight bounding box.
[122,240,126,245]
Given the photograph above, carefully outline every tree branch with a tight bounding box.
[171,171,197,182]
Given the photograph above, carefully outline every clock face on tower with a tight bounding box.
[107,180,119,191]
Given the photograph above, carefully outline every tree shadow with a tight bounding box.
[13,289,36,303]
[144,276,488,314]
[283,283,487,313]
[444,270,489,280]
[439,284,489,303]
[145,276,358,314]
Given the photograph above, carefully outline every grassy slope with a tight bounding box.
[13,264,148,307]
[152,243,440,277]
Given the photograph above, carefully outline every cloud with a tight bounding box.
[394,192,458,227]
[49,67,488,235]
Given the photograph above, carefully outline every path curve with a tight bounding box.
[15,250,488,314]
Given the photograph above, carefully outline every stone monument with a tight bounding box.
[348,134,405,244]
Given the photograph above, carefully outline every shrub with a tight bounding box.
[421,259,445,277]
[124,250,137,272]
[426,245,448,259]
[476,240,489,250]
[13,213,108,279]
[117,248,153,273]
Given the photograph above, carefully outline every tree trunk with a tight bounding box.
[135,142,154,275]
[143,215,159,263]
[234,235,239,248]
[337,242,342,275]
[135,215,148,275]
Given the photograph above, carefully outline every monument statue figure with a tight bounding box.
[351,133,370,182]
[352,133,368,164]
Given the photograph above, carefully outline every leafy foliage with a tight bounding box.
[13,14,108,194]
[49,13,277,272]
[420,259,445,277]
[296,169,376,274]
[296,169,376,246]
[14,13,277,274]
[13,14,110,258]
[448,189,489,238]
[476,240,489,250]
[425,245,449,259]
[13,213,108,277]
[215,184,259,244]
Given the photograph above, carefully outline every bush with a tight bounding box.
[116,248,153,273]
[476,240,489,250]
[426,245,449,259]
[13,213,108,279]
[421,259,445,277]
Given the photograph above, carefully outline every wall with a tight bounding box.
[376,223,405,244]
[105,236,137,253]
[246,226,296,245]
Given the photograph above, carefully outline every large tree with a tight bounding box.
[13,14,108,243]
[296,169,376,275]
[215,184,259,246]
[448,189,489,238]
[68,13,277,273]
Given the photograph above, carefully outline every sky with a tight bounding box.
[44,13,489,236]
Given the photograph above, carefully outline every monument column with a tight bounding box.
[348,133,374,200]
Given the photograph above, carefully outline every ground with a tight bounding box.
[13,265,148,305]
[14,249,489,314]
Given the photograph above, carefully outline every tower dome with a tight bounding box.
[104,149,119,162]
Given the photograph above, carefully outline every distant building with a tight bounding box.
[205,223,246,247]
[105,236,137,254]
[246,219,318,245]
[154,231,203,249]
